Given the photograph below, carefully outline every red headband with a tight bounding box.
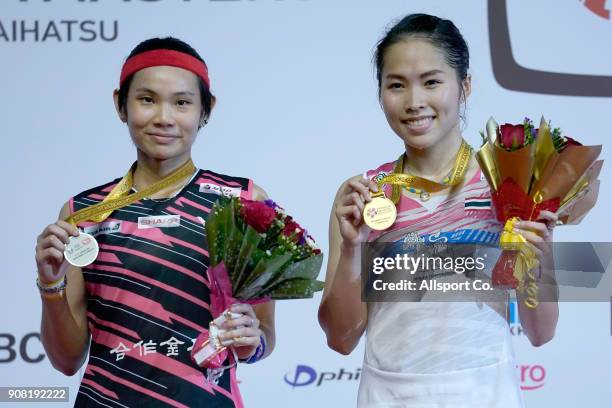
[119,49,210,89]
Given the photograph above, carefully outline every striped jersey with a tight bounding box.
[71,168,253,408]
[365,159,500,245]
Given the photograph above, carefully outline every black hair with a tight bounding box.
[374,14,470,95]
[117,37,214,123]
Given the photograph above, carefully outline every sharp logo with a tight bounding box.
[489,0,612,96]
[284,365,360,389]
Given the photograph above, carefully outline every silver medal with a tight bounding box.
[64,232,99,267]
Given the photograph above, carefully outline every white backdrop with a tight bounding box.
[1,0,611,407]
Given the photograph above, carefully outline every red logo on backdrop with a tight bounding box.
[489,0,612,96]
[582,0,610,20]
[518,364,546,391]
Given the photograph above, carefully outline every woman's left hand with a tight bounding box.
[512,210,558,268]
[218,303,262,361]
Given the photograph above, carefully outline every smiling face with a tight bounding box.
[116,65,204,162]
[379,37,470,151]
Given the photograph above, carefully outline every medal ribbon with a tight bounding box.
[65,159,197,225]
[376,140,473,204]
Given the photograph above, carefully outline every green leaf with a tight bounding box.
[205,197,230,266]
[236,253,293,299]
[479,130,487,147]
[224,199,245,282]
[232,226,263,293]
[263,253,323,290]
[263,278,325,299]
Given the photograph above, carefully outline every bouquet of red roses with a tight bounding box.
[192,196,323,369]
[206,196,323,300]
[476,117,602,303]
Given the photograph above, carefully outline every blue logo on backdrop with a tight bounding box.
[284,365,317,388]
[284,365,361,389]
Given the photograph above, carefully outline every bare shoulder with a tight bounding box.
[58,201,72,221]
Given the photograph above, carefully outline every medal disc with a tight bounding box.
[363,196,397,231]
[64,232,99,267]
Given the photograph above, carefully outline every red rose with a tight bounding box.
[240,199,277,233]
[499,124,525,149]
[283,217,304,242]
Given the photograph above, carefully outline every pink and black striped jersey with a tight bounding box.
[70,169,253,408]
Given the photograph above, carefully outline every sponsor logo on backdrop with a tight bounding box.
[488,0,612,96]
[0,333,45,363]
[284,363,545,391]
[284,365,360,389]
[582,0,610,20]
[0,18,118,43]
[5,0,307,43]
[518,364,547,391]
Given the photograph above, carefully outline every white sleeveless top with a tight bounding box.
[357,161,524,407]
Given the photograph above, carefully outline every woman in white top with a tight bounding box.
[318,13,559,408]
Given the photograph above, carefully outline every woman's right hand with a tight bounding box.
[334,178,379,247]
[35,220,80,284]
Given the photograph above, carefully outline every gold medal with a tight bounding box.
[362,140,473,231]
[363,192,397,230]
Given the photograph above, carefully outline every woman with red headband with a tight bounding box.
[34,37,273,407]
